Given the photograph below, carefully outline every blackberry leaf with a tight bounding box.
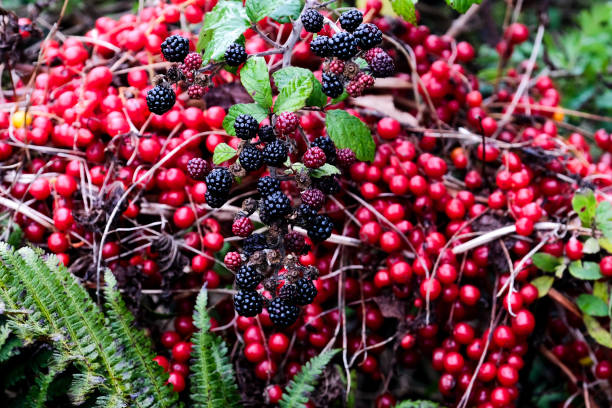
[240,57,273,109]
[325,109,375,161]
[213,143,238,165]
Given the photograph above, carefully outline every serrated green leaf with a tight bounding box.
[7,225,22,247]
[268,0,303,23]
[240,57,273,109]
[583,237,600,254]
[531,252,563,273]
[213,143,238,165]
[445,0,482,13]
[273,67,326,108]
[325,110,375,162]
[307,79,327,108]
[274,75,313,113]
[198,1,250,62]
[584,315,612,348]
[572,190,597,227]
[391,0,417,25]
[310,163,341,178]
[577,294,609,316]
[222,103,269,136]
[531,276,554,298]
[246,0,276,22]
[569,260,603,280]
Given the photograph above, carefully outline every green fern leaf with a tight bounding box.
[24,353,68,408]
[103,270,180,408]
[279,349,339,408]
[190,287,241,407]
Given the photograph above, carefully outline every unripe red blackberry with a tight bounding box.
[301,188,325,210]
[284,231,308,254]
[187,84,206,99]
[346,80,364,97]
[303,146,327,169]
[327,59,345,75]
[183,52,203,71]
[224,251,243,270]
[337,148,357,168]
[232,217,254,237]
[276,112,298,135]
[187,158,211,180]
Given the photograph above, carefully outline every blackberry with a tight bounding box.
[312,136,337,162]
[224,251,242,270]
[295,277,317,305]
[146,85,176,115]
[301,8,324,33]
[327,59,345,75]
[232,217,254,237]
[262,191,292,218]
[295,204,317,227]
[307,214,334,242]
[205,191,228,208]
[235,265,263,290]
[225,43,248,66]
[187,84,206,99]
[339,9,363,32]
[314,176,341,195]
[243,233,268,255]
[301,189,325,210]
[234,290,263,317]
[284,231,308,255]
[329,32,358,60]
[257,176,281,196]
[321,72,344,98]
[187,158,211,180]
[205,168,233,196]
[310,36,331,58]
[276,112,298,135]
[364,47,384,63]
[278,284,298,304]
[234,114,259,140]
[346,79,364,97]
[258,125,276,143]
[369,51,395,78]
[166,66,184,83]
[161,35,189,62]
[337,148,357,168]
[303,146,327,169]
[183,52,203,70]
[262,140,288,167]
[268,297,300,327]
[353,23,382,50]
[239,144,263,172]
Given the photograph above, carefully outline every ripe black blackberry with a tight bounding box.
[310,35,331,58]
[312,136,337,162]
[243,233,268,255]
[314,175,341,195]
[262,191,292,218]
[258,125,276,142]
[295,204,317,227]
[234,114,259,140]
[146,85,176,115]
[295,277,317,305]
[262,140,288,167]
[224,43,247,66]
[329,32,358,60]
[339,9,363,32]
[278,284,298,304]
[205,168,233,196]
[307,214,334,242]
[353,23,382,50]
[369,51,395,77]
[205,191,227,208]
[161,35,189,62]
[239,144,263,172]
[322,73,344,98]
[187,158,211,180]
[257,176,281,196]
[301,8,324,33]
[284,231,308,254]
[268,297,300,327]
[235,265,263,290]
[301,188,325,210]
[234,290,263,317]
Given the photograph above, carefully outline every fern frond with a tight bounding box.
[395,400,442,408]
[69,372,106,405]
[0,334,21,363]
[279,349,339,408]
[190,287,241,407]
[103,270,180,408]
[95,394,128,408]
[23,353,68,408]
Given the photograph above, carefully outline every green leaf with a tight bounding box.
[530,276,554,298]
[280,349,339,408]
[577,294,609,316]
[395,400,441,408]
[583,237,600,254]
[310,163,341,178]
[246,0,276,22]
[330,89,348,105]
[213,143,238,165]
[274,74,313,113]
[273,67,326,108]
[325,110,375,162]
[445,0,482,13]
[531,252,563,273]
[222,103,269,136]
[391,0,417,25]
[197,1,250,62]
[555,263,566,279]
[569,260,603,280]
[307,79,327,108]
[573,190,597,227]
[594,281,609,304]
[583,315,612,348]
[268,0,303,23]
[596,201,612,240]
[240,57,273,109]
[600,238,612,253]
